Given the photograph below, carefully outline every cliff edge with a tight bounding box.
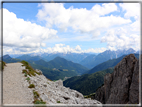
[95,54,139,104]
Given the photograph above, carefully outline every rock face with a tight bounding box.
[23,69,101,105]
[95,54,139,104]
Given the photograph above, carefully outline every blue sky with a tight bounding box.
[2,2,140,55]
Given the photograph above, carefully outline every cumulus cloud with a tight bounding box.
[3,8,57,49]
[119,3,140,32]
[101,28,140,51]
[37,3,131,37]
[42,44,106,54]
[119,3,140,19]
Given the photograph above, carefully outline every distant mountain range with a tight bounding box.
[2,54,21,63]
[83,54,139,74]
[12,48,138,69]
[2,48,139,81]
[2,54,88,80]
[16,54,42,61]
[40,53,90,63]
[79,48,137,69]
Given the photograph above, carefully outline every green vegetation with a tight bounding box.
[26,77,30,81]
[57,101,60,103]
[84,93,95,99]
[27,56,89,80]
[22,69,31,77]
[63,68,114,95]
[33,90,40,98]
[34,100,46,104]
[1,61,6,70]
[21,60,41,76]
[28,84,35,88]
[29,62,78,80]
[33,90,46,105]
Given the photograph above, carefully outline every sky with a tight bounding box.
[1,1,141,55]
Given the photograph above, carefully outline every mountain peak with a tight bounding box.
[3,54,12,59]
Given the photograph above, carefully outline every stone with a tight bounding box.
[24,67,101,105]
[128,60,139,104]
[95,54,139,104]
[35,69,42,75]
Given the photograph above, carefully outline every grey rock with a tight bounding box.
[25,68,101,105]
[128,60,139,104]
[95,54,139,104]
[35,69,42,74]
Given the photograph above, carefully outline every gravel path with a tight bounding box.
[3,62,34,104]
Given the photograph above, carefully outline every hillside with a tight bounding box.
[30,56,89,75]
[29,62,78,80]
[2,61,101,105]
[63,68,114,95]
[84,54,139,74]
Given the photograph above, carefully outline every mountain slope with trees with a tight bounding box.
[63,68,114,95]
[30,56,89,75]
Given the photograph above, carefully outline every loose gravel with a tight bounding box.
[3,62,34,105]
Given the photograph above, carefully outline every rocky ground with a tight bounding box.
[2,62,102,106]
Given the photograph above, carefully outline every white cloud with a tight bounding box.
[3,8,57,49]
[42,44,106,54]
[119,3,140,19]
[101,28,140,51]
[119,3,140,32]
[37,3,131,37]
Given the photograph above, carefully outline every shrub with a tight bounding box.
[33,90,40,98]
[57,101,60,103]
[2,61,6,70]
[21,60,29,66]
[26,77,30,81]
[22,69,31,77]
[28,84,35,88]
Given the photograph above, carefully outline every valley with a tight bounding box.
[1,48,140,100]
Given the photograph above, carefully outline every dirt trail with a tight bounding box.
[3,62,33,105]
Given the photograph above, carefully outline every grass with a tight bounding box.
[28,84,35,88]
[84,93,96,99]
[21,60,46,105]
[57,101,60,103]
[33,90,46,105]
[33,90,40,98]
[26,77,30,81]
[21,60,41,76]
[34,100,46,104]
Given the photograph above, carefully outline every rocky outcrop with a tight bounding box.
[22,67,102,105]
[95,54,139,104]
